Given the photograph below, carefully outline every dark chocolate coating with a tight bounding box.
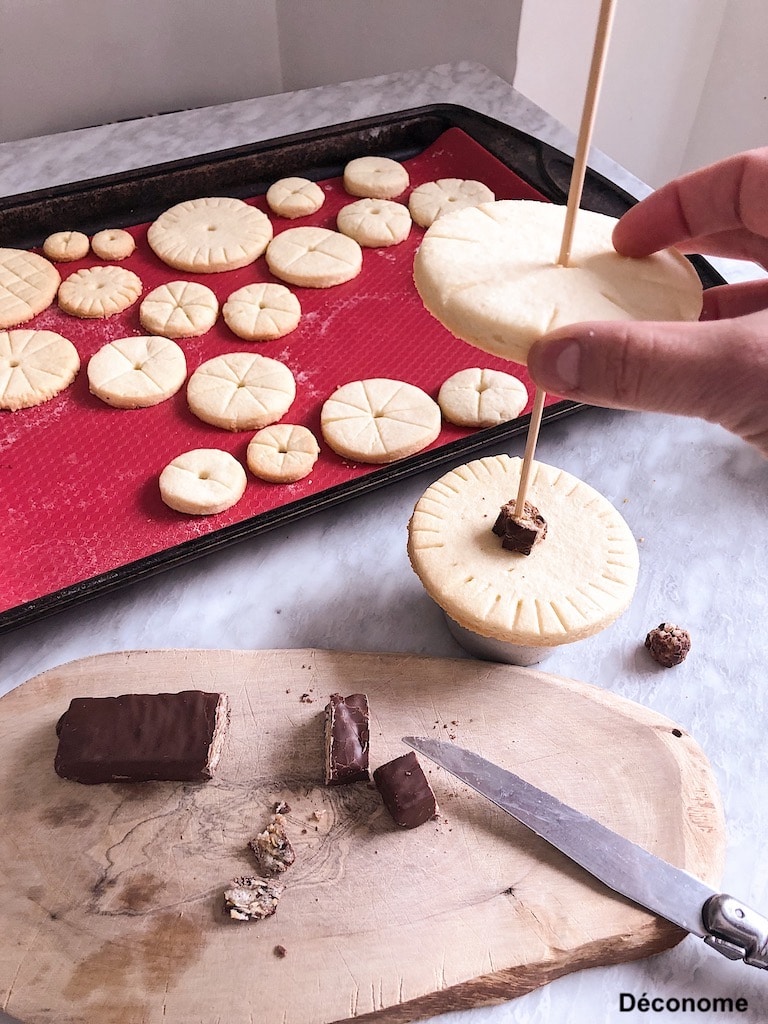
[324,692,370,785]
[373,750,438,828]
[54,690,227,784]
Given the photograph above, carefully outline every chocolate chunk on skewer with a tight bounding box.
[324,692,370,785]
[493,499,547,555]
[373,750,439,828]
[54,690,229,784]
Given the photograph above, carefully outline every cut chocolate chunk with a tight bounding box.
[324,692,370,785]
[373,750,439,828]
[249,812,296,874]
[493,498,547,555]
[224,876,283,922]
[54,690,229,784]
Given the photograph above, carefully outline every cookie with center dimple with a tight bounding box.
[320,378,441,464]
[0,248,61,329]
[408,178,495,227]
[147,196,273,273]
[265,227,362,288]
[187,352,296,431]
[0,329,79,410]
[407,454,639,647]
[91,228,136,260]
[437,367,528,427]
[87,335,187,408]
[266,177,325,219]
[342,157,409,199]
[58,265,142,318]
[222,283,301,341]
[159,448,247,515]
[246,423,320,482]
[413,199,703,366]
[336,198,412,248]
[140,280,219,338]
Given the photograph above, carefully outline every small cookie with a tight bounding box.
[91,228,136,260]
[266,177,325,219]
[0,248,61,329]
[187,352,296,431]
[408,179,495,228]
[42,231,90,262]
[414,199,703,365]
[343,156,409,199]
[58,265,142,319]
[407,454,639,647]
[336,198,411,248]
[147,196,273,273]
[159,448,247,515]
[437,367,528,427]
[0,329,79,411]
[321,378,441,464]
[223,283,301,341]
[140,280,219,338]
[246,424,320,482]
[266,227,362,289]
[87,335,187,408]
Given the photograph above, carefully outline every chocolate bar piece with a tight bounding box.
[249,812,295,874]
[54,690,229,784]
[224,876,283,922]
[323,692,370,785]
[493,499,547,555]
[373,751,439,828]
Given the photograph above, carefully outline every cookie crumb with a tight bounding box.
[645,622,691,667]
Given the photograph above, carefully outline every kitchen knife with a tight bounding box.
[403,735,768,969]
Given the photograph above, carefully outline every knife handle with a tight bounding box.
[702,894,768,968]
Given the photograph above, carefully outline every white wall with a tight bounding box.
[0,0,283,142]
[515,0,767,188]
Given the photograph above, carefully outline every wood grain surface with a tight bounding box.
[0,648,726,1024]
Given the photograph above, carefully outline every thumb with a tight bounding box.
[526,314,768,451]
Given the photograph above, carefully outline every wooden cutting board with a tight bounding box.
[0,649,725,1024]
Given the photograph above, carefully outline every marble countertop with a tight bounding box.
[2,62,767,1024]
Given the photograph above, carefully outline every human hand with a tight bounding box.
[527,148,768,454]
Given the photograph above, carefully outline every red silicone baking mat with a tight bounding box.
[1,126,573,629]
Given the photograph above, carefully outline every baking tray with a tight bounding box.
[0,104,724,634]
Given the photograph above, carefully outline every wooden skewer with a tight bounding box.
[514,0,616,516]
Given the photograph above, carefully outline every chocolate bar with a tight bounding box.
[323,692,369,785]
[54,690,229,784]
[373,750,439,828]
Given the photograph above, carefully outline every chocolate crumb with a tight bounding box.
[493,499,547,555]
[645,622,691,667]
[273,800,291,815]
[274,944,287,958]
[300,693,313,703]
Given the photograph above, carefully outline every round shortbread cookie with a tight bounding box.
[147,196,273,273]
[87,335,187,409]
[187,351,296,431]
[91,228,136,260]
[265,227,362,289]
[0,329,79,411]
[58,265,142,319]
[42,231,90,262]
[159,448,247,515]
[342,157,409,199]
[222,282,301,341]
[336,198,412,248]
[0,248,61,330]
[408,178,495,228]
[246,423,320,482]
[140,280,219,338]
[266,177,325,219]
[320,378,441,464]
[408,455,639,647]
[413,199,703,366]
[437,367,528,427]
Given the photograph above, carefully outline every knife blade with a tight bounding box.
[403,735,768,969]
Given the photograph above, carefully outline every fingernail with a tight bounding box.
[535,338,581,392]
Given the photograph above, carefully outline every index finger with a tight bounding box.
[613,147,768,257]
